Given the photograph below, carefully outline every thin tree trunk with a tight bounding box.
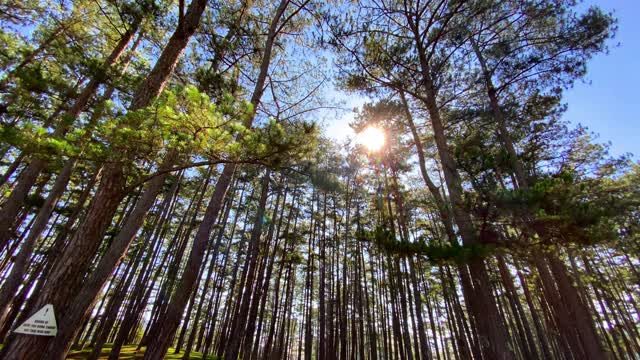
[142,2,293,357]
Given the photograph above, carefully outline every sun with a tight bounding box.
[357,126,385,152]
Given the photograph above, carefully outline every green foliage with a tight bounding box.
[282,248,305,265]
[308,166,342,193]
[95,85,236,161]
[235,118,319,168]
[496,164,639,246]
[75,85,318,179]
[359,226,495,264]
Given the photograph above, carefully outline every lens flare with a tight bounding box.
[357,126,385,152]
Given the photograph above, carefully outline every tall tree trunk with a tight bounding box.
[548,255,607,359]
[142,2,293,357]
[410,25,514,357]
[0,0,208,357]
[473,35,607,360]
[0,38,143,327]
[224,171,271,359]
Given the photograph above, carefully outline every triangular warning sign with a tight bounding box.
[13,304,57,336]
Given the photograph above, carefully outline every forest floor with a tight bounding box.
[66,344,217,359]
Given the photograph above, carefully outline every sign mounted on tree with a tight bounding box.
[13,304,57,336]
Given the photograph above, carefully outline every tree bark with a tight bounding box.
[0,0,207,356]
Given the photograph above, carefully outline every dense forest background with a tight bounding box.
[0,0,638,359]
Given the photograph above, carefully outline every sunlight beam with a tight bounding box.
[357,126,385,152]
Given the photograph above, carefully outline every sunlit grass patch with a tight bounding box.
[66,344,219,359]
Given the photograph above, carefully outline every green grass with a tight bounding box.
[66,344,219,359]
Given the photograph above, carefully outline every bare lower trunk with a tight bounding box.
[548,256,607,359]
[0,159,74,327]
[0,158,47,249]
[0,153,24,186]
[421,75,513,359]
[142,164,235,359]
[44,156,179,358]
[0,163,126,360]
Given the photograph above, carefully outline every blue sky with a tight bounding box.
[325,0,639,159]
[563,0,639,158]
